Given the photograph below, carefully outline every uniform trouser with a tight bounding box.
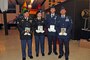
[58,36,69,58]
[35,35,45,54]
[47,35,57,53]
[21,39,32,58]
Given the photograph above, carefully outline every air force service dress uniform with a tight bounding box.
[56,15,72,60]
[45,12,59,55]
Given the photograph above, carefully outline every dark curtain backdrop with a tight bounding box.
[47,0,89,40]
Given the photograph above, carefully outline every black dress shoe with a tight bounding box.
[54,52,58,55]
[58,55,63,58]
[22,58,26,60]
[42,53,45,56]
[29,56,33,59]
[36,54,39,57]
[65,58,69,60]
[48,52,52,55]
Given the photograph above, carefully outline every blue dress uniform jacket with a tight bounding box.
[45,14,59,54]
[45,14,59,35]
[56,15,73,59]
[16,15,34,40]
[56,16,72,39]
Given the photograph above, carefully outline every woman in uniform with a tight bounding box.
[34,10,46,57]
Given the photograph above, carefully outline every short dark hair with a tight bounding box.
[60,6,66,11]
[36,10,43,15]
[50,5,56,9]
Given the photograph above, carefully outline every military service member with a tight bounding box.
[56,7,72,60]
[45,6,58,55]
[34,10,46,57]
[16,10,33,60]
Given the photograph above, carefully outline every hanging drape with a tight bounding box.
[0,0,8,12]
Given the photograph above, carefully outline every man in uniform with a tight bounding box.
[56,7,72,60]
[16,10,33,60]
[45,6,58,55]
